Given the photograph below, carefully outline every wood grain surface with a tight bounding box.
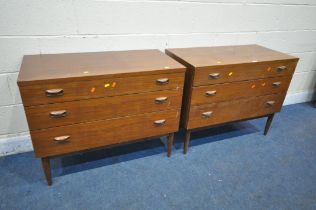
[20,72,184,106]
[31,109,181,157]
[187,93,286,129]
[191,76,292,105]
[18,49,185,85]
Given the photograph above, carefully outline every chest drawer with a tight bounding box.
[191,76,291,106]
[187,93,285,129]
[25,89,182,130]
[30,109,180,157]
[193,61,296,86]
[20,72,184,106]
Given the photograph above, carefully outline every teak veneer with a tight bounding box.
[18,49,185,185]
[166,45,299,153]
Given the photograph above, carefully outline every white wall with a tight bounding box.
[0,0,316,156]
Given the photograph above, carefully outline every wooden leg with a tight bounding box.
[184,130,191,154]
[167,133,174,157]
[41,157,52,186]
[264,113,275,136]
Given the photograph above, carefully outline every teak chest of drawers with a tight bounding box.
[166,45,299,153]
[18,50,185,185]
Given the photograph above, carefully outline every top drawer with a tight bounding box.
[19,72,184,106]
[193,60,297,86]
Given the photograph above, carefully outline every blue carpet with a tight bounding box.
[0,103,315,210]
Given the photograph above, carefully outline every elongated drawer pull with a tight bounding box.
[156,78,169,85]
[208,73,220,80]
[153,119,166,126]
[202,111,213,118]
[272,82,281,87]
[53,135,70,143]
[155,97,168,104]
[266,101,276,106]
[49,110,67,118]
[277,66,287,72]
[205,90,217,96]
[45,89,64,97]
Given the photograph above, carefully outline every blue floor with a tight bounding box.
[1,103,316,210]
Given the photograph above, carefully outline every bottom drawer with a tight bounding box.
[31,109,180,157]
[187,93,285,129]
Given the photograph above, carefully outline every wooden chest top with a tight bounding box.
[166,44,298,67]
[18,49,185,86]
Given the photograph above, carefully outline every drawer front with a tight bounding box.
[191,76,291,106]
[194,60,296,86]
[25,89,182,130]
[187,94,285,129]
[30,109,180,157]
[20,72,184,106]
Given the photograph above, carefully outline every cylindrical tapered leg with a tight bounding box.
[167,133,174,157]
[41,157,52,186]
[184,130,191,154]
[264,113,275,135]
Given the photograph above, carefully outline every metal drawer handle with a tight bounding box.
[208,73,220,80]
[155,97,168,104]
[156,78,169,85]
[266,101,276,106]
[45,89,64,97]
[277,66,287,72]
[154,119,166,126]
[272,82,281,88]
[49,110,67,118]
[53,135,70,143]
[205,90,217,96]
[202,111,213,118]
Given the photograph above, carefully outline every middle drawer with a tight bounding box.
[25,89,183,130]
[191,76,291,106]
